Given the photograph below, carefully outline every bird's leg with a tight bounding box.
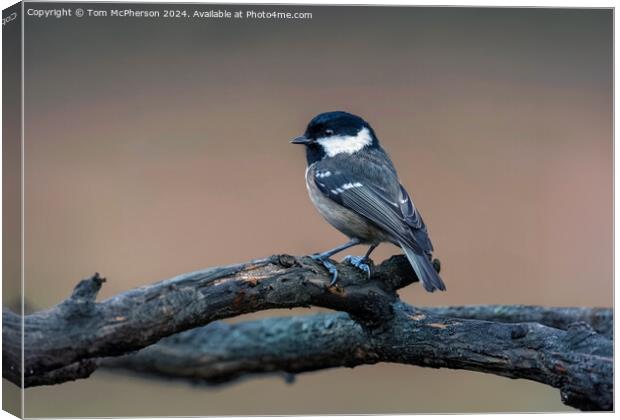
[343,244,378,279]
[310,238,362,286]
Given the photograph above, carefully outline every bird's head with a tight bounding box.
[291,111,379,163]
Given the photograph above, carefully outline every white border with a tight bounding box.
[0,1,616,420]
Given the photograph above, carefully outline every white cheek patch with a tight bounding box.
[317,127,373,157]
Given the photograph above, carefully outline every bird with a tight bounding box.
[291,111,445,292]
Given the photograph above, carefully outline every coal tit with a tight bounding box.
[292,111,445,292]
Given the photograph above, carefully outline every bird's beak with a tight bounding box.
[291,135,312,145]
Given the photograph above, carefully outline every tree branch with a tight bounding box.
[426,305,613,339]
[2,255,417,387]
[2,254,613,411]
[104,304,612,411]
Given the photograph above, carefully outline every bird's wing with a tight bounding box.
[313,159,433,255]
[396,184,434,253]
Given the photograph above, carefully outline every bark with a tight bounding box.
[2,254,612,411]
[103,305,612,411]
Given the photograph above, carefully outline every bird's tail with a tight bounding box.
[400,243,446,292]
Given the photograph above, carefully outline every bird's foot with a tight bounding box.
[343,255,372,278]
[310,253,339,286]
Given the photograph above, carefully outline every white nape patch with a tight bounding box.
[317,127,373,157]
[316,170,331,179]
[330,182,363,195]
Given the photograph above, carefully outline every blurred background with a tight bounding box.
[9,3,613,416]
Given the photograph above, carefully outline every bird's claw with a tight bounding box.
[310,254,339,286]
[343,255,372,278]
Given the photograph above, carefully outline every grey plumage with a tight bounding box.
[307,149,445,292]
[294,111,445,292]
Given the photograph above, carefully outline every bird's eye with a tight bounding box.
[324,129,334,136]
